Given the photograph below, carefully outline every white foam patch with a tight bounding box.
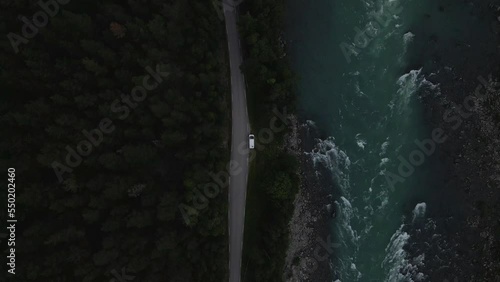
[306,119,317,128]
[394,68,422,113]
[350,263,363,279]
[412,202,427,222]
[308,137,351,186]
[356,133,367,150]
[379,157,390,167]
[375,189,390,211]
[379,139,390,156]
[382,224,411,281]
[391,68,441,116]
[403,31,415,45]
[382,204,428,281]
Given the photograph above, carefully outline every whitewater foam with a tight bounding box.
[379,139,390,156]
[394,68,422,113]
[355,133,367,150]
[379,157,390,167]
[382,203,428,281]
[309,138,351,176]
[383,224,411,281]
[403,31,415,45]
[412,202,427,222]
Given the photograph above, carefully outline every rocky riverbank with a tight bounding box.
[283,118,333,282]
[411,3,500,280]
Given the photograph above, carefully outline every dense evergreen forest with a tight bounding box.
[0,0,230,281]
[238,0,300,281]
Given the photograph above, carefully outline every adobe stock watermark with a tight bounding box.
[212,0,244,21]
[178,106,291,225]
[339,1,403,63]
[51,64,169,184]
[7,0,71,54]
[300,235,340,274]
[109,267,135,282]
[383,75,499,191]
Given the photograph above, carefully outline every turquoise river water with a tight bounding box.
[285,0,496,280]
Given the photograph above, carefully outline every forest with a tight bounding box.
[0,0,230,281]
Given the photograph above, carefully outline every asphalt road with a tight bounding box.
[223,2,249,282]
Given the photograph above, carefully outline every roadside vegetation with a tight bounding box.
[0,0,229,281]
[238,0,300,280]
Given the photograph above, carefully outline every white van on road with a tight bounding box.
[248,134,255,149]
